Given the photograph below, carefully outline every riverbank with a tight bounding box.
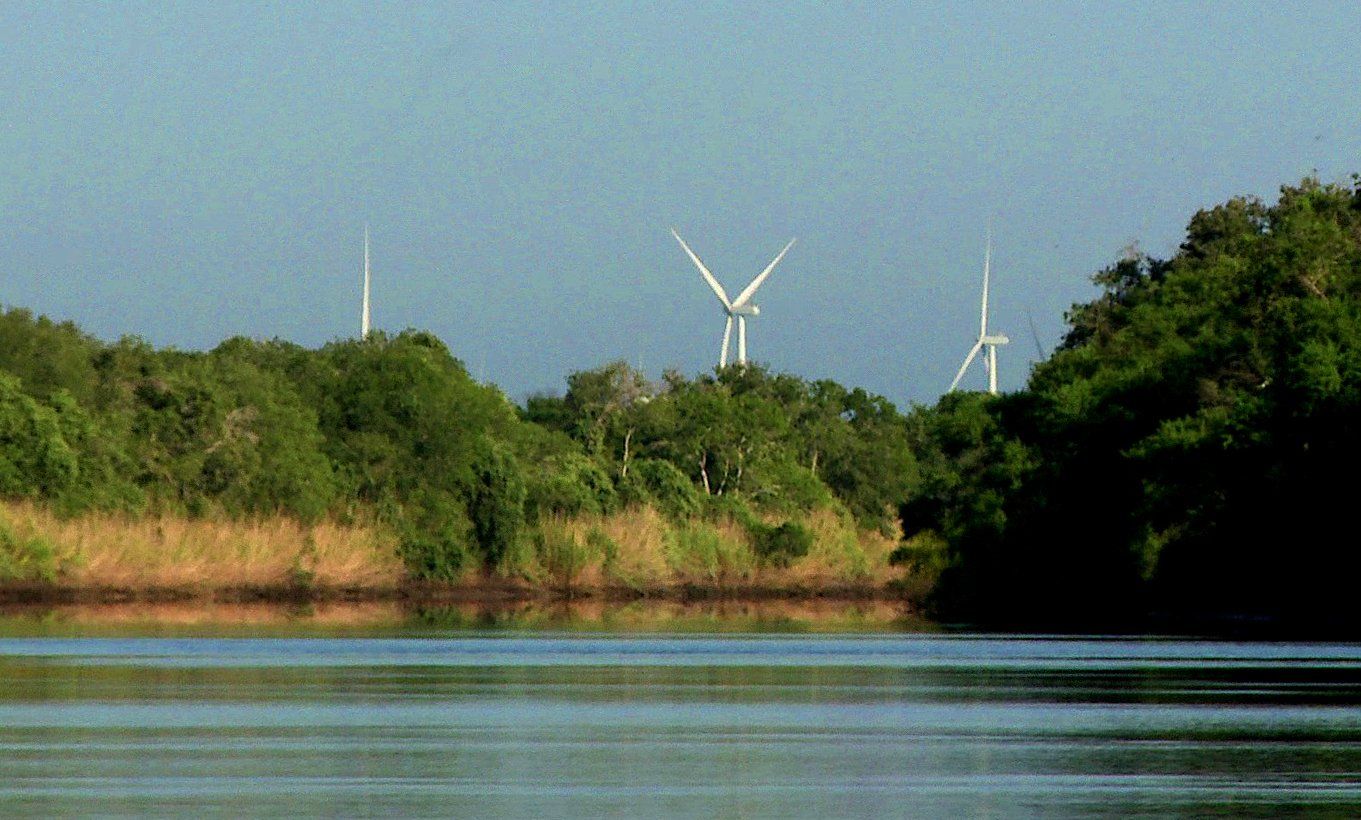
[0,500,910,605]
[0,598,927,637]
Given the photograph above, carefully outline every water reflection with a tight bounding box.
[0,598,927,636]
[3,608,1361,815]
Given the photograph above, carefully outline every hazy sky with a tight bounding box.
[2,2,1358,405]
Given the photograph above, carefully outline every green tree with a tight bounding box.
[909,176,1361,625]
[0,373,79,498]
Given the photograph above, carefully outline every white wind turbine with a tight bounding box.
[360,225,371,338]
[671,228,797,368]
[949,231,1010,395]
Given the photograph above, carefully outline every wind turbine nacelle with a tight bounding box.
[982,334,1010,346]
[730,304,760,316]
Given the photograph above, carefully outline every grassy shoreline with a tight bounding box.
[0,581,908,606]
[1,500,912,605]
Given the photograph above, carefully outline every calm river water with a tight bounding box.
[2,604,1361,816]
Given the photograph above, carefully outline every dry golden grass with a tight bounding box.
[2,500,403,591]
[2,498,901,598]
[583,505,672,589]
[515,505,897,593]
[511,506,677,591]
[782,507,900,589]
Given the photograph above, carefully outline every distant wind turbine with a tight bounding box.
[360,225,371,339]
[671,228,796,367]
[949,231,1010,395]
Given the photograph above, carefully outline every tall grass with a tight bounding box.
[508,504,901,594]
[2,498,904,597]
[1,500,403,592]
[783,507,898,588]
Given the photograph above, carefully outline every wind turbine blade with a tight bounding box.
[949,340,984,392]
[719,315,733,368]
[980,229,992,337]
[733,237,796,308]
[672,228,731,309]
[1026,308,1044,359]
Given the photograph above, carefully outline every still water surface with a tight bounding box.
[2,605,1361,816]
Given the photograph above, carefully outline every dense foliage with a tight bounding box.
[0,309,911,580]
[904,177,1361,626]
[524,362,915,528]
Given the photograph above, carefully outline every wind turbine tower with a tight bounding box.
[948,231,1010,395]
[360,225,371,339]
[671,229,796,368]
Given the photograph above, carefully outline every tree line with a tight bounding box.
[0,307,913,580]
[5,173,1358,625]
[901,176,1361,626]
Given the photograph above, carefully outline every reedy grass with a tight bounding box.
[507,504,900,594]
[1,500,403,592]
[3,499,903,598]
[782,507,898,588]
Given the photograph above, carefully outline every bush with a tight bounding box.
[467,440,526,565]
[399,528,471,582]
[628,459,701,518]
[888,531,949,574]
[586,526,618,568]
[751,521,814,568]
[744,457,836,514]
[0,373,80,499]
[665,521,754,583]
[525,471,596,518]
[705,494,815,568]
[525,453,617,518]
[397,492,474,581]
[889,531,950,605]
[614,468,651,509]
[534,523,600,593]
[0,514,59,583]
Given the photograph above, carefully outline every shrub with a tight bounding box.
[752,521,814,568]
[0,514,59,583]
[495,528,542,582]
[626,459,701,518]
[888,531,949,573]
[534,522,599,593]
[704,492,763,530]
[525,471,594,518]
[399,528,471,582]
[0,373,80,499]
[889,531,950,600]
[744,457,836,515]
[665,520,754,584]
[586,526,619,569]
[525,453,617,518]
[614,468,651,509]
[467,440,526,565]
[397,492,474,581]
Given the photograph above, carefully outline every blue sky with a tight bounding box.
[2,2,1358,405]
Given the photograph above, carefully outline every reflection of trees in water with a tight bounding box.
[410,597,929,633]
